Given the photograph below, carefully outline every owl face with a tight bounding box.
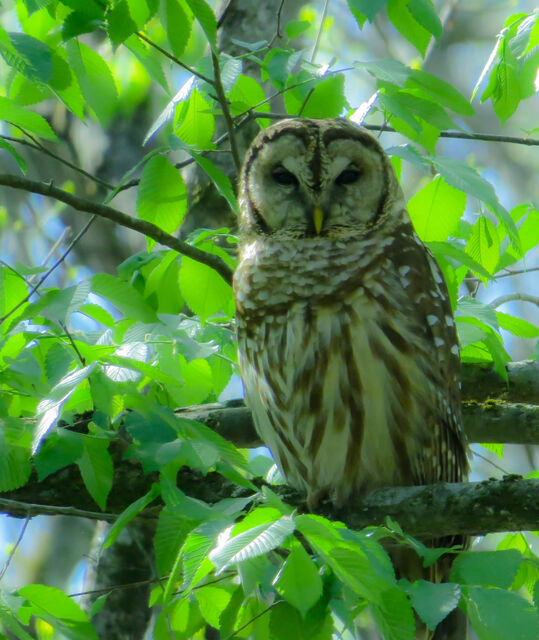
[239,118,403,240]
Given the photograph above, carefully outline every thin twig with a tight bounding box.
[310,0,330,63]
[489,293,539,308]
[0,517,30,581]
[0,214,97,326]
[211,50,241,171]
[217,0,235,28]
[6,129,114,191]
[136,32,214,84]
[249,113,539,146]
[0,174,234,287]
[59,321,86,366]
[224,601,284,640]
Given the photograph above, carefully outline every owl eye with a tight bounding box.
[336,167,362,185]
[271,166,299,186]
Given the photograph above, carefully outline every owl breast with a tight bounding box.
[235,233,448,506]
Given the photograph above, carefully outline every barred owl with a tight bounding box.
[233,118,469,639]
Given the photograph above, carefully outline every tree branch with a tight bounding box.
[0,173,234,286]
[250,113,539,146]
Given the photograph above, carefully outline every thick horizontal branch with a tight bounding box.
[1,467,537,538]
[330,477,539,537]
[0,174,234,286]
[179,360,539,446]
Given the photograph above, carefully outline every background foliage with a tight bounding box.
[0,0,538,638]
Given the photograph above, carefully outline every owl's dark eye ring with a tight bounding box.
[336,167,362,185]
[271,166,299,186]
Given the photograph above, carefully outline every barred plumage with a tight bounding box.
[234,118,469,639]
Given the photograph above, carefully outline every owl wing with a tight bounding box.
[387,221,469,485]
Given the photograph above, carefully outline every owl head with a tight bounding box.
[238,118,406,240]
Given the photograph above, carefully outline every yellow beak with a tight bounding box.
[313,206,324,234]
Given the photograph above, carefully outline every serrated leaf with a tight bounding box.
[347,0,387,23]
[285,20,311,40]
[179,243,234,321]
[195,586,233,629]
[104,484,161,548]
[387,0,431,56]
[17,584,98,640]
[463,585,539,640]
[66,41,117,125]
[91,273,158,323]
[136,155,187,249]
[185,0,217,48]
[174,88,215,149]
[288,74,347,118]
[432,156,520,251]
[0,96,57,140]
[407,69,474,115]
[466,217,500,275]
[407,0,442,42]
[407,581,461,631]
[451,550,523,589]
[76,435,113,510]
[7,32,52,83]
[496,312,539,338]
[408,176,465,241]
[209,516,296,572]
[107,0,138,47]
[274,544,323,616]
[155,506,198,574]
[34,429,84,481]
[33,364,96,453]
[357,58,411,86]
[165,0,192,58]
[0,434,31,491]
[192,154,237,213]
[0,137,27,173]
[371,586,416,640]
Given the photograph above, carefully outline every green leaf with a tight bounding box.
[228,74,267,118]
[407,581,461,631]
[136,155,187,249]
[66,41,117,125]
[24,282,90,324]
[185,0,217,48]
[463,585,539,640]
[179,242,234,321]
[104,484,161,548]
[174,88,215,149]
[209,516,296,572]
[481,39,521,124]
[387,0,432,56]
[407,69,474,115]
[17,584,98,640]
[126,34,169,93]
[91,273,158,323]
[466,217,500,275]
[496,312,539,338]
[347,0,387,23]
[154,506,198,575]
[33,364,96,454]
[107,0,138,47]
[76,435,113,510]
[126,0,156,28]
[451,550,523,588]
[0,96,57,140]
[285,20,311,40]
[165,0,192,59]
[192,154,237,213]
[274,543,323,616]
[7,32,53,83]
[195,586,233,629]
[289,74,347,118]
[357,58,411,86]
[371,587,416,640]
[0,431,31,491]
[34,429,84,481]
[457,298,498,327]
[269,601,334,640]
[0,137,27,173]
[432,157,520,251]
[407,0,442,42]
[408,176,466,241]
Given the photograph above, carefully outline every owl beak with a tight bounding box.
[313,206,324,234]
